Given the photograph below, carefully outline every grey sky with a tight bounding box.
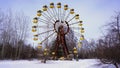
[0,0,120,41]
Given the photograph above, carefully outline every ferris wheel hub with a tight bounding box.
[54,20,69,35]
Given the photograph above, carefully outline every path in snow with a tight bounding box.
[0,59,116,68]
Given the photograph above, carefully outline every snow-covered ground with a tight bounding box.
[0,59,117,68]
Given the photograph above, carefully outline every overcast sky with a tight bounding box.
[0,0,120,41]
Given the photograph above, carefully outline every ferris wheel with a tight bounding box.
[32,2,85,52]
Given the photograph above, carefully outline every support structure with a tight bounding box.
[54,25,69,58]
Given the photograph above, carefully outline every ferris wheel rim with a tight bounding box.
[32,2,85,48]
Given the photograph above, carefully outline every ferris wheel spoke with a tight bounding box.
[64,12,70,21]
[41,14,55,24]
[58,8,62,22]
[63,9,70,21]
[48,32,57,40]
[37,25,54,28]
[49,8,57,20]
[69,21,79,26]
[42,12,54,21]
[38,18,54,25]
[41,32,55,44]
[38,19,48,24]
[62,10,66,21]
[57,8,60,20]
[37,29,54,35]
[54,9,58,20]
[70,27,80,30]
[51,8,58,20]
[54,8,59,20]
[74,31,81,36]
[47,8,57,21]
[47,11,56,21]
[59,8,62,22]
[42,13,49,19]
[67,15,76,22]
[38,19,52,25]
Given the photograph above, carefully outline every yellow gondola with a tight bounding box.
[32,26,37,28]
[32,28,37,32]
[81,28,84,30]
[37,10,42,16]
[73,47,78,54]
[80,21,83,23]
[70,9,74,14]
[64,4,68,10]
[33,37,38,41]
[73,47,77,50]
[43,5,48,11]
[80,37,84,40]
[57,2,61,8]
[75,14,79,19]
[50,2,54,8]
[78,44,81,48]
[38,45,42,49]
[44,52,47,55]
[52,52,55,55]
[78,42,82,48]
[43,48,48,55]
[79,23,83,26]
[38,42,42,45]
[34,34,38,37]
[44,48,47,51]
[78,21,83,26]
[33,34,38,41]
[33,17,38,23]
[73,50,78,54]
[80,28,84,33]
[81,30,85,33]
[80,35,84,40]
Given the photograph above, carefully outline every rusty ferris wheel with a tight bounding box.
[32,2,85,58]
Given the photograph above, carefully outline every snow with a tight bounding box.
[0,59,116,68]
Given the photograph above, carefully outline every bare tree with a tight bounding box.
[13,11,30,59]
[0,9,30,59]
[0,9,14,59]
[97,11,120,68]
